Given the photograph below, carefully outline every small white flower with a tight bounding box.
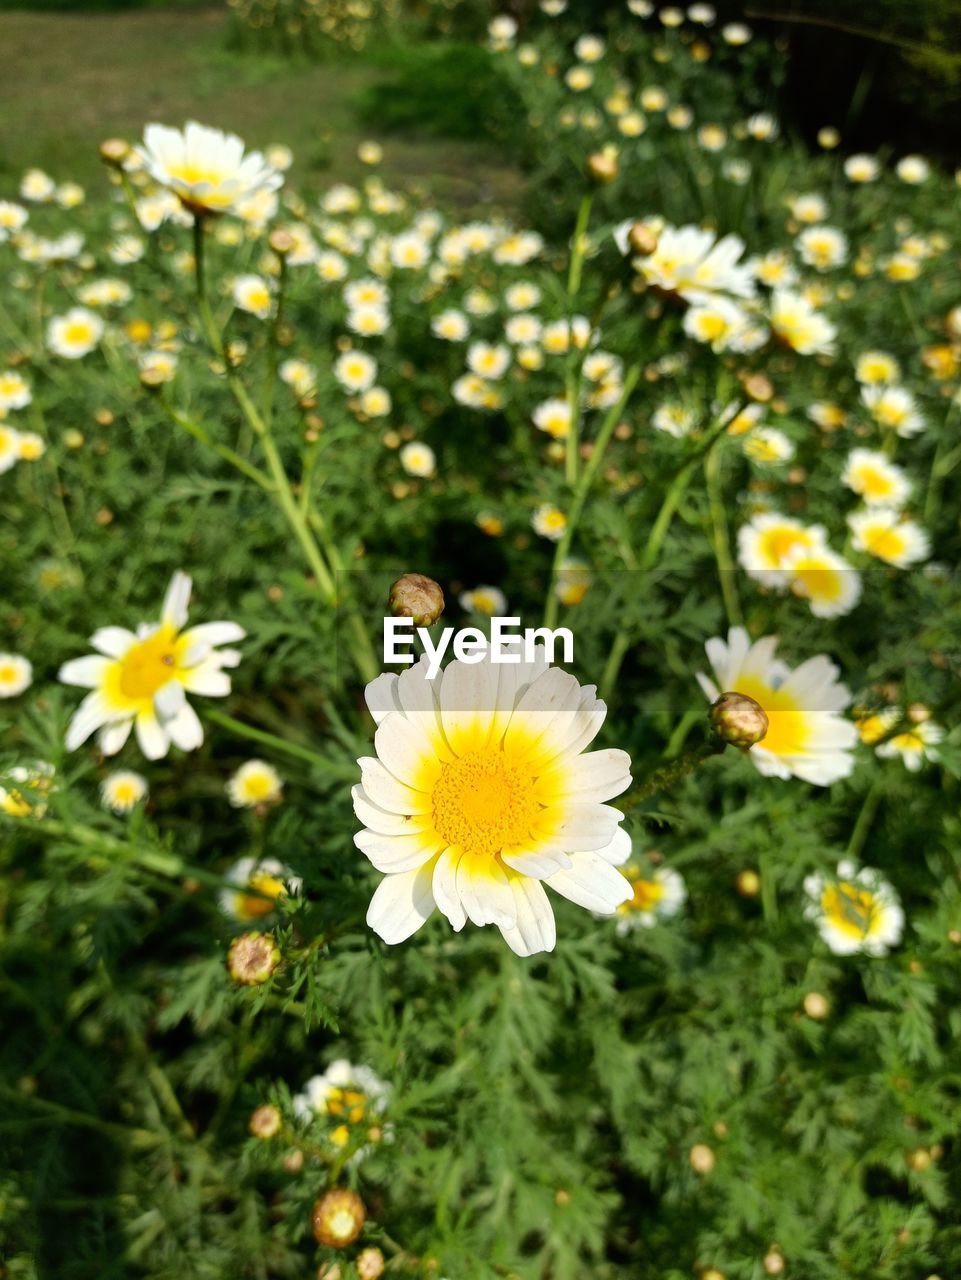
[0,654,32,698]
[226,759,284,808]
[47,308,104,360]
[101,771,149,814]
[803,861,903,955]
[219,856,301,921]
[400,442,436,478]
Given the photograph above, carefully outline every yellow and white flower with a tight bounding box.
[769,289,836,355]
[848,508,929,567]
[628,224,756,303]
[842,449,911,507]
[743,427,794,466]
[348,303,390,337]
[782,544,862,618]
[533,397,574,439]
[652,402,695,438]
[47,307,104,360]
[614,864,686,932]
[0,761,56,819]
[138,121,283,215]
[459,586,508,615]
[697,626,857,784]
[0,653,32,698]
[334,350,377,393]
[20,169,56,202]
[0,200,28,241]
[532,504,567,541]
[432,309,470,342]
[231,274,273,319]
[293,1058,390,1124]
[0,424,23,475]
[555,558,592,606]
[876,715,943,771]
[682,297,757,352]
[219,855,301,920]
[101,770,149,814]
[796,225,848,271]
[788,193,828,223]
[0,370,32,412]
[467,342,511,380]
[861,385,925,438]
[353,651,632,955]
[505,282,542,310]
[855,351,900,385]
[804,861,902,956]
[896,155,929,184]
[227,758,284,808]
[843,154,880,183]
[59,571,244,760]
[279,358,317,397]
[400,442,436,478]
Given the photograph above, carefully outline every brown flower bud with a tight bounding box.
[709,692,768,749]
[689,1143,715,1174]
[227,932,280,985]
[249,1104,283,1139]
[312,1188,366,1248]
[99,138,130,167]
[763,1249,785,1275]
[389,573,445,627]
[741,372,775,403]
[283,1148,305,1174]
[803,992,829,1020]
[356,1247,385,1280]
[268,227,296,257]
[587,150,619,184]
[628,221,659,256]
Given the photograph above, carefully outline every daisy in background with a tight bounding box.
[137,121,283,216]
[861,385,925,438]
[47,308,104,360]
[293,1059,391,1162]
[848,508,929,567]
[219,855,301,921]
[796,225,848,271]
[737,513,828,587]
[769,289,836,355]
[101,771,149,814]
[532,504,567,541]
[231,274,273,320]
[842,449,911,507]
[432,309,470,342]
[0,425,23,475]
[875,709,944,771]
[0,762,56,819]
[400,442,436,478]
[697,626,857,785]
[614,864,686,933]
[624,223,755,303]
[0,654,32,698]
[782,543,861,617]
[743,427,795,466]
[554,558,592,606]
[459,586,508,616]
[533,397,574,440]
[804,860,903,956]
[227,759,284,808]
[59,571,244,760]
[855,350,900,385]
[334,350,377,393]
[353,651,633,956]
[0,370,32,413]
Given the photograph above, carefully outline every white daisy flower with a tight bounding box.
[47,308,104,360]
[532,504,567,541]
[400,442,436,478]
[781,544,862,618]
[353,651,633,956]
[697,626,857,785]
[231,274,273,319]
[226,759,284,808]
[293,1058,390,1123]
[803,861,903,956]
[769,290,836,355]
[219,855,301,921]
[458,586,508,615]
[628,224,755,303]
[861,385,925,438]
[137,121,283,215]
[796,225,848,271]
[334,350,377,393]
[855,351,900,385]
[432,309,470,341]
[842,449,911,507]
[843,154,880,183]
[467,342,511,380]
[0,371,33,412]
[59,571,244,760]
[0,654,32,698]
[615,865,686,932]
[848,509,929,567]
[875,718,943,772]
[101,771,149,814]
[532,397,574,440]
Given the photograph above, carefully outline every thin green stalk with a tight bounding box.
[164,401,276,492]
[924,399,961,526]
[704,439,743,626]
[564,192,594,485]
[619,738,726,812]
[206,709,350,772]
[0,1086,165,1150]
[544,363,642,630]
[846,776,885,861]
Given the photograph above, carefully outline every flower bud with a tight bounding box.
[227,931,280,985]
[906,1148,931,1172]
[689,1143,715,1174]
[803,991,829,1020]
[586,149,619,184]
[312,1188,366,1248]
[389,573,445,627]
[283,1148,305,1174]
[268,227,296,257]
[99,138,130,168]
[628,221,659,256]
[709,692,768,749]
[763,1249,785,1276]
[357,1247,386,1280]
[249,1104,282,1139]
[736,869,761,897]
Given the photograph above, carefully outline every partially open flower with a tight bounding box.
[388,573,445,627]
[311,1188,366,1248]
[356,1247,385,1280]
[249,1104,283,1139]
[227,931,280,985]
[710,691,769,749]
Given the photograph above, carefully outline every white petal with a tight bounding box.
[546,851,632,914]
[358,757,432,814]
[89,627,136,658]
[59,655,110,689]
[595,825,632,866]
[432,846,467,930]
[164,702,204,752]
[180,621,245,648]
[499,875,556,956]
[354,829,441,874]
[65,692,113,749]
[538,749,631,803]
[352,785,432,836]
[373,712,446,790]
[161,571,192,628]
[456,853,515,929]
[501,845,572,877]
[366,862,437,944]
[154,680,186,718]
[135,710,170,760]
[181,662,232,697]
[364,672,400,724]
[99,718,133,756]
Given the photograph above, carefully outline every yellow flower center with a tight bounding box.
[237,871,287,920]
[241,772,276,801]
[327,1087,367,1124]
[624,876,664,912]
[115,625,180,701]
[857,468,894,498]
[759,526,807,564]
[861,527,905,561]
[821,881,880,938]
[0,663,17,683]
[64,321,93,345]
[431,749,540,860]
[727,675,809,758]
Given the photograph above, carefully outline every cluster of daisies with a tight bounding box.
[0,371,45,473]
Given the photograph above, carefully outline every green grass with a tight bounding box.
[0,7,523,208]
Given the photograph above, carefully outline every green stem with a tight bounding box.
[704,439,742,626]
[205,709,349,772]
[0,1086,165,1150]
[164,401,276,492]
[846,776,885,861]
[544,363,642,630]
[564,192,594,486]
[619,738,726,812]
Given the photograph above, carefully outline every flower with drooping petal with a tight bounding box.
[59,571,244,760]
[842,449,911,508]
[353,651,633,956]
[803,860,902,955]
[137,121,283,216]
[876,716,944,772]
[219,855,301,921]
[848,508,929,567]
[737,513,828,588]
[697,627,857,785]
